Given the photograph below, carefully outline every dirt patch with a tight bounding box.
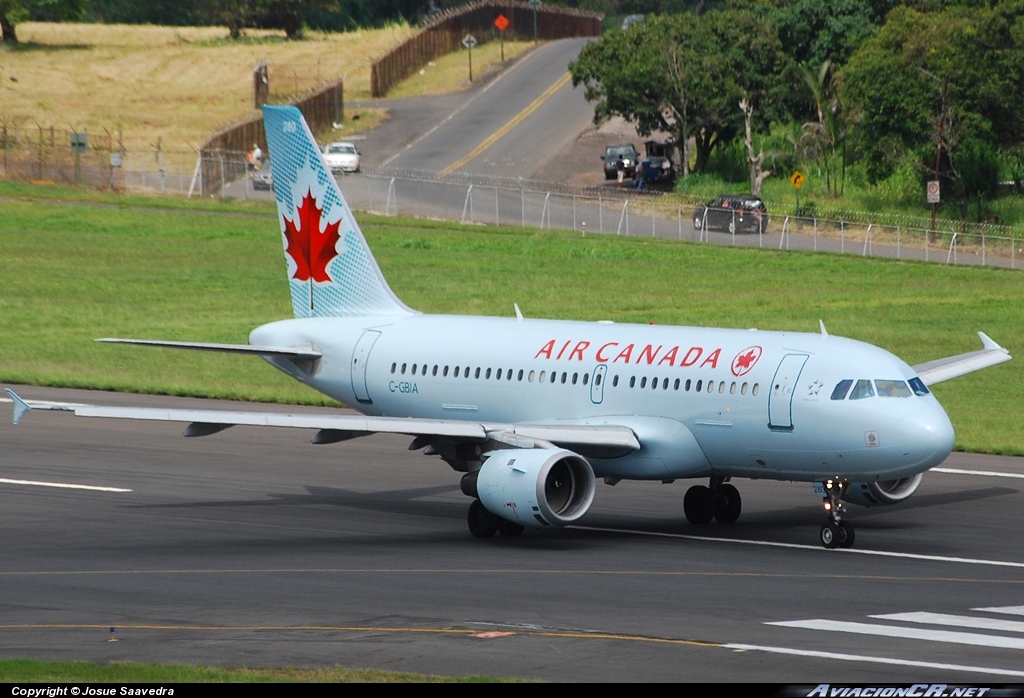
[541,116,675,190]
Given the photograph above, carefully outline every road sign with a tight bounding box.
[789,170,805,189]
[462,34,477,48]
[494,14,509,31]
[927,180,941,204]
[70,132,87,155]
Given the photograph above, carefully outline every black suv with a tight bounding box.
[693,195,769,234]
[602,144,639,180]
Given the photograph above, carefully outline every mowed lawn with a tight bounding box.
[0,192,1021,454]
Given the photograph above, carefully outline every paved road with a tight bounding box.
[3,387,1023,682]
[374,38,595,180]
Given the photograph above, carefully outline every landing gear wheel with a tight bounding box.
[497,519,525,537]
[838,521,855,548]
[683,485,715,524]
[818,478,856,549]
[713,483,742,524]
[820,522,840,549]
[467,499,498,538]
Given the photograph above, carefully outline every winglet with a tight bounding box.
[819,319,828,337]
[6,389,32,425]
[978,331,1003,351]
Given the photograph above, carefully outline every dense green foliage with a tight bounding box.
[569,0,1024,225]
[570,10,788,175]
[0,0,83,41]
[63,0,436,35]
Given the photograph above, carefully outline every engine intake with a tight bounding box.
[475,448,596,528]
[842,473,923,507]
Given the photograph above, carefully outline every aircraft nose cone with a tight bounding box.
[897,405,955,468]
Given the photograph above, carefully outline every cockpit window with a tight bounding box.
[875,380,912,397]
[908,377,930,396]
[830,379,853,400]
[849,379,875,400]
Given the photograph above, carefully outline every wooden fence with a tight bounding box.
[198,79,343,197]
[371,0,602,98]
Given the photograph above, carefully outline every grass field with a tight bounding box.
[0,23,533,155]
[1,182,1020,454]
[0,658,510,682]
[0,22,416,151]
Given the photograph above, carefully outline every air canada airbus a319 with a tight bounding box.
[8,106,1013,548]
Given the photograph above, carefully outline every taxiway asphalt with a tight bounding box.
[2,387,1023,682]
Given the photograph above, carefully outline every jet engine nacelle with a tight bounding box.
[476,448,596,528]
[842,473,924,507]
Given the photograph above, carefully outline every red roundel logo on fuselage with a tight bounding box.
[731,346,762,376]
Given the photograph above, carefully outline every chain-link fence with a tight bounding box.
[328,170,1023,271]
[0,121,198,193]
[8,133,1020,271]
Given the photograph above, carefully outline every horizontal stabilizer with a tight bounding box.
[913,332,1012,386]
[96,338,322,360]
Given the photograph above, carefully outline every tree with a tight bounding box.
[0,0,84,42]
[842,3,1024,183]
[796,60,846,196]
[755,0,895,68]
[569,9,787,180]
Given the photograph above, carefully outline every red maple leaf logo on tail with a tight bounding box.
[282,189,341,282]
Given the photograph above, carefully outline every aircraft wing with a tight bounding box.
[5,390,640,455]
[912,332,1011,386]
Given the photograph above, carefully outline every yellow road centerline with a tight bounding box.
[436,71,572,178]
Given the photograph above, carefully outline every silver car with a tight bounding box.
[323,142,361,173]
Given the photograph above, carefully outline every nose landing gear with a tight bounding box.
[819,478,855,549]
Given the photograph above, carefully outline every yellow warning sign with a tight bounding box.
[790,171,805,189]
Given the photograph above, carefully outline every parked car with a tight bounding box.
[323,141,361,173]
[601,143,639,180]
[639,139,676,183]
[693,195,769,234]
[251,165,273,191]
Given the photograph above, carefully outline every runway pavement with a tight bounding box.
[2,386,1023,682]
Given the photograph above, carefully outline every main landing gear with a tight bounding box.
[819,478,855,549]
[683,478,741,525]
[467,499,524,539]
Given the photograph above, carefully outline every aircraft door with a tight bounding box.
[350,330,381,404]
[590,365,607,404]
[768,353,808,430]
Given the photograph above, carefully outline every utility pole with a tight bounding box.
[918,67,948,242]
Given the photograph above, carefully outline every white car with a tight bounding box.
[323,142,361,173]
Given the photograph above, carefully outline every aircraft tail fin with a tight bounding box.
[262,105,414,319]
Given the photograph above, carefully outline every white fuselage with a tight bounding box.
[251,314,956,485]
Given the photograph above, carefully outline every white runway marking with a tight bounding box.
[576,525,1024,568]
[0,478,131,493]
[974,605,1024,616]
[934,467,1024,479]
[871,611,1024,633]
[724,644,1024,678]
[767,618,1024,650]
